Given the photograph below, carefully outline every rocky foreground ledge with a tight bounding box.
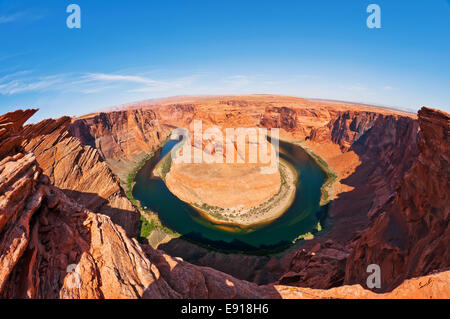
[0,98,449,298]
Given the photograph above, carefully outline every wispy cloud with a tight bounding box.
[0,10,46,25]
[0,73,67,95]
[0,12,25,24]
[86,73,200,93]
[0,52,28,62]
[85,73,160,85]
[0,70,201,95]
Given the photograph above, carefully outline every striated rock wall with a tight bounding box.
[71,109,171,182]
[344,107,450,291]
[314,110,420,195]
[260,106,298,132]
[154,103,196,128]
[20,116,139,237]
[278,110,419,289]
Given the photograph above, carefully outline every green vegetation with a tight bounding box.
[316,221,322,232]
[123,139,180,242]
[194,203,229,221]
[138,212,179,241]
[319,171,337,205]
[139,215,155,238]
[294,140,338,206]
[291,222,322,244]
[159,152,173,181]
[292,232,314,243]
[125,151,157,200]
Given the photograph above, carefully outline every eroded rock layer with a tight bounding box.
[71,109,171,182]
[20,116,139,237]
[344,107,449,291]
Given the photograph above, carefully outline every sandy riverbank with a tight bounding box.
[274,134,343,206]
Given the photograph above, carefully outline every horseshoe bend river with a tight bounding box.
[132,139,329,254]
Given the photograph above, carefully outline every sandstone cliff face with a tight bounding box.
[0,110,41,293]
[314,111,420,195]
[258,104,447,294]
[309,110,417,152]
[260,106,298,132]
[71,109,171,181]
[259,105,334,139]
[344,107,450,291]
[20,117,139,237]
[279,110,419,289]
[154,103,196,128]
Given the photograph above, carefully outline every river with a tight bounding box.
[132,138,328,253]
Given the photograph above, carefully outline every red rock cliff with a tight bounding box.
[260,106,298,131]
[71,109,171,181]
[279,110,419,289]
[344,107,449,291]
[20,116,139,237]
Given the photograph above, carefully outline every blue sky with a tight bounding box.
[0,0,449,122]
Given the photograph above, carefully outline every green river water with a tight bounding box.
[132,139,328,253]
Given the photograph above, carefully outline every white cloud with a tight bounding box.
[84,72,176,92]
[0,74,67,95]
[126,74,200,93]
[0,12,24,24]
[0,71,201,95]
[84,73,160,85]
[0,11,44,25]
